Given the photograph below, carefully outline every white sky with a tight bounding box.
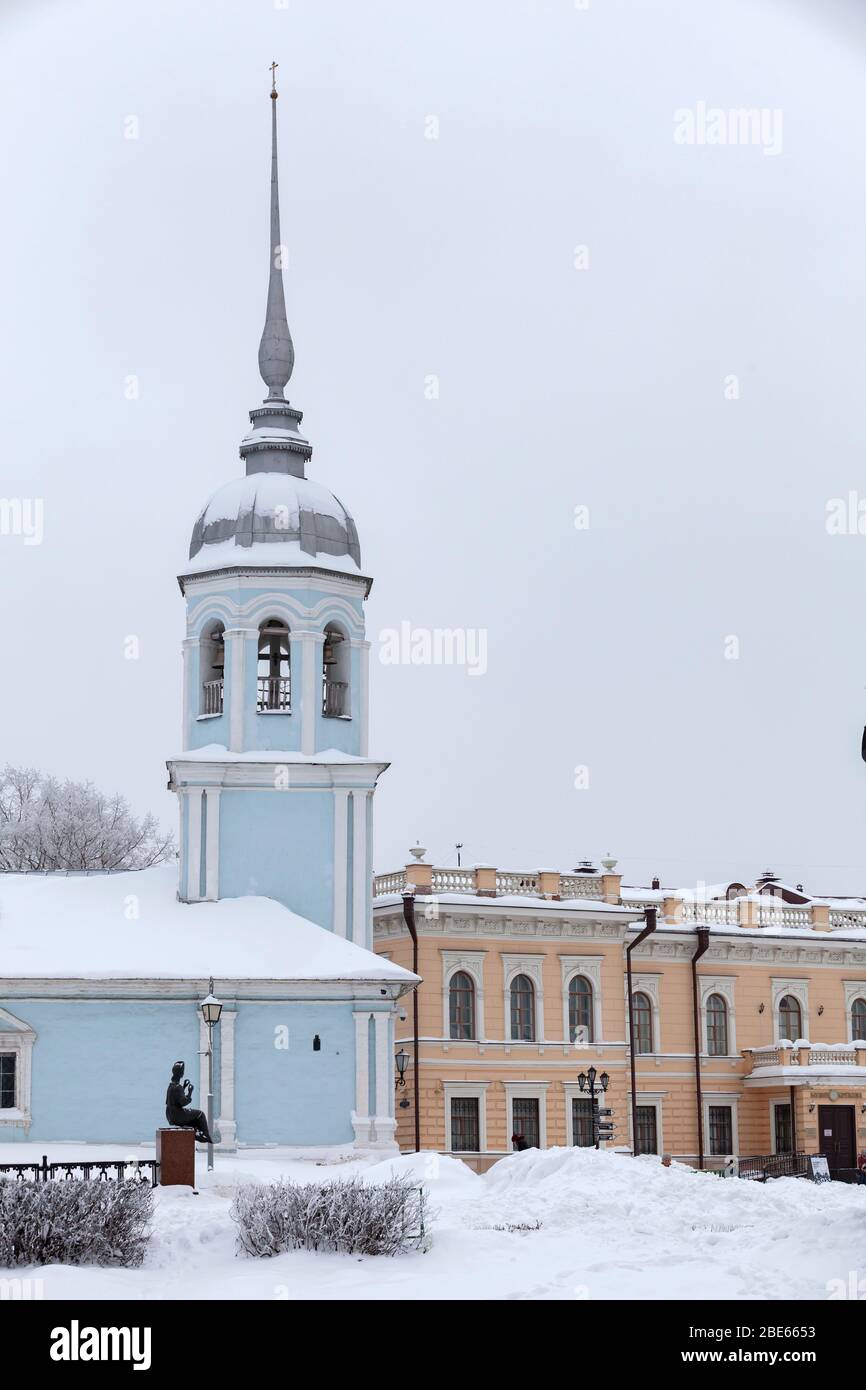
[2,0,866,893]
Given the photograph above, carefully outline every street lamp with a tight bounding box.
[577,1067,612,1148]
[199,978,223,1173]
[395,1048,410,1088]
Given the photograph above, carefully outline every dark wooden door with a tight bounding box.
[818,1106,856,1175]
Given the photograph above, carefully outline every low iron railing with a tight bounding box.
[0,1155,160,1188]
[737,1152,809,1181]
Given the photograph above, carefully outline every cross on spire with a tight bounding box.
[270,61,278,98]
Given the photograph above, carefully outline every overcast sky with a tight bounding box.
[2,0,866,893]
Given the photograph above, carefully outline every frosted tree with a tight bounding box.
[0,765,174,872]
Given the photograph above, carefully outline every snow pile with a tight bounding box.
[2,1142,864,1301]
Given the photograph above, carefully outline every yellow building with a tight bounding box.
[373,859,866,1175]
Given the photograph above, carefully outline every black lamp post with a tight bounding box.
[577,1066,611,1149]
[199,978,223,1173]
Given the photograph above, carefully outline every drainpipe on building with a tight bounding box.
[627,907,658,1157]
[401,889,422,1153]
[790,1083,797,1156]
[692,926,710,1170]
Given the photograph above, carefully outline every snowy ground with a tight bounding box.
[1,1142,864,1300]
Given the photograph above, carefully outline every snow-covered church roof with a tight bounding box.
[0,864,415,985]
[185,471,361,577]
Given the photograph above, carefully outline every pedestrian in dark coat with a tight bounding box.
[511,1132,530,1152]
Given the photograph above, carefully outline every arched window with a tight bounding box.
[449,971,476,1040]
[200,622,225,715]
[322,624,350,719]
[257,619,291,711]
[853,998,866,1041]
[568,975,593,1043]
[631,992,653,1055]
[510,974,535,1042]
[706,993,728,1056]
[778,994,802,1042]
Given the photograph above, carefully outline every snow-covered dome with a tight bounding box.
[185,472,361,576]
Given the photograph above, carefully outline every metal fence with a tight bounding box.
[0,1155,159,1188]
[737,1152,809,1181]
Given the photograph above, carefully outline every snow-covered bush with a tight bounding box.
[0,1180,154,1267]
[231,1175,427,1257]
[0,765,173,871]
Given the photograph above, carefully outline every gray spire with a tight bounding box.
[257,69,295,399]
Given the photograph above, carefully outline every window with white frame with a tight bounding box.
[778,994,802,1042]
[0,1054,15,1109]
[0,1009,36,1127]
[708,1105,733,1156]
[771,1101,793,1154]
[706,993,728,1056]
[635,1104,658,1154]
[631,991,653,1054]
[505,1083,548,1149]
[448,971,476,1040]
[450,1097,480,1152]
[510,974,536,1042]
[441,952,485,1040]
[771,979,808,1042]
[444,1083,488,1152]
[568,976,593,1044]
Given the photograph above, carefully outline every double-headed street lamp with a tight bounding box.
[577,1065,611,1149]
[200,978,223,1172]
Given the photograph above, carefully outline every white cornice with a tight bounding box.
[0,978,410,1001]
[180,567,372,600]
[168,759,388,790]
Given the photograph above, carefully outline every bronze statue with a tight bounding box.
[165,1060,216,1144]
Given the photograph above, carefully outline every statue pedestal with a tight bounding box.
[156,1128,196,1187]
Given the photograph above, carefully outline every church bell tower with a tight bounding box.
[167,71,387,947]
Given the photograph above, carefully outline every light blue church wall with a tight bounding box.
[234,1001,356,1145]
[218,790,334,923]
[1,1000,201,1144]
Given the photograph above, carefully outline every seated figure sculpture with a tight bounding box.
[164,1060,217,1145]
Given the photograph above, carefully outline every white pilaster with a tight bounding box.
[181,636,197,743]
[372,1011,397,1148]
[298,630,325,756]
[358,639,370,757]
[351,1009,373,1146]
[332,788,350,937]
[186,790,202,902]
[215,1010,237,1150]
[204,787,221,900]
[351,790,369,947]
[224,627,253,754]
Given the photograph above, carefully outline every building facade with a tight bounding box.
[374,860,866,1175]
[0,83,415,1151]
